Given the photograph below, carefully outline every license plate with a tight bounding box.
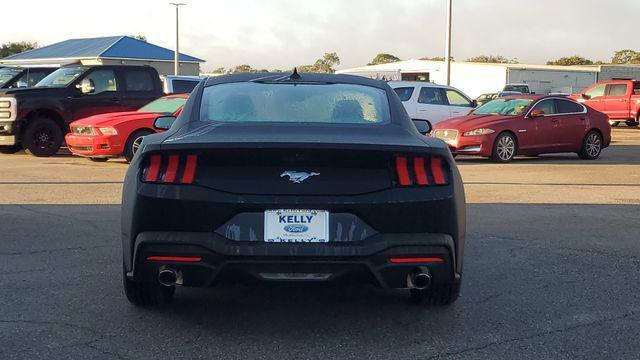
[264,209,329,243]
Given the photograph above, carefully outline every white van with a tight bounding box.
[389,81,476,127]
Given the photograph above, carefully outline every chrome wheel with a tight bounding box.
[585,132,601,158]
[496,135,516,161]
[132,136,144,155]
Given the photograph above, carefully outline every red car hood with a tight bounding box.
[435,114,518,131]
[70,111,161,127]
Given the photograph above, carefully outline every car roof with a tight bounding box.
[501,94,575,101]
[388,80,453,89]
[204,72,388,89]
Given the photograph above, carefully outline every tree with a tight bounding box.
[420,56,447,61]
[466,55,518,64]
[611,49,640,64]
[298,52,341,73]
[232,64,255,73]
[546,56,594,66]
[0,41,38,58]
[368,53,401,65]
[132,35,147,42]
[211,67,226,74]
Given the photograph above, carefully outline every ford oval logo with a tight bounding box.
[284,224,309,233]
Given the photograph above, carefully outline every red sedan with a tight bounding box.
[432,95,611,162]
[65,94,188,162]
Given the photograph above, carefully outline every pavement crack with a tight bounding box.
[426,310,638,359]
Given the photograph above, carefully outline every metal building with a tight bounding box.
[0,36,204,76]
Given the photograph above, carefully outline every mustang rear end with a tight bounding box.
[121,71,466,307]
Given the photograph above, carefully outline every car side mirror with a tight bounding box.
[471,99,478,108]
[581,93,591,100]
[530,109,545,117]
[77,78,95,94]
[153,115,176,130]
[412,119,432,135]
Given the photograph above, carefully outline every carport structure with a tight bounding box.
[0,35,204,76]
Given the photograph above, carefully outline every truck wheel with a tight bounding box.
[578,130,603,160]
[490,132,517,162]
[626,120,639,127]
[609,120,620,127]
[23,118,63,157]
[0,144,23,154]
[123,268,175,307]
[124,129,154,163]
[410,282,460,306]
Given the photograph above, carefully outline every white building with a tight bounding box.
[337,59,640,98]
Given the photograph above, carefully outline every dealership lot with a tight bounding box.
[1,127,639,359]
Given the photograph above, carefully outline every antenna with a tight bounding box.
[289,67,301,80]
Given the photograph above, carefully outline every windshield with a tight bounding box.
[504,85,529,93]
[473,98,534,116]
[138,97,188,115]
[0,68,22,87]
[36,66,86,88]
[200,82,391,124]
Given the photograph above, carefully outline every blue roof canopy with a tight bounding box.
[2,36,204,62]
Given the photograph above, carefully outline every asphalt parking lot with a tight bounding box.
[1,127,639,359]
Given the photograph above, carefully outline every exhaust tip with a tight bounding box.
[158,268,179,287]
[408,266,432,290]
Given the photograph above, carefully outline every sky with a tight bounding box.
[1,0,639,72]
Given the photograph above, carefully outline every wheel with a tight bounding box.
[123,268,175,307]
[578,130,603,160]
[124,129,154,162]
[0,144,22,154]
[490,132,517,162]
[626,120,639,127]
[609,120,620,127]
[23,118,63,157]
[410,282,460,306]
[89,157,108,162]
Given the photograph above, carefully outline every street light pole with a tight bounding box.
[170,2,186,76]
[445,0,452,85]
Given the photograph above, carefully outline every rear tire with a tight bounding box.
[410,282,460,306]
[23,118,63,157]
[578,130,603,160]
[626,120,639,127]
[0,144,22,154]
[123,269,175,307]
[490,132,517,162]
[124,129,154,163]
[89,157,108,162]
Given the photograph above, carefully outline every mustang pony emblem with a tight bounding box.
[280,171,320,184]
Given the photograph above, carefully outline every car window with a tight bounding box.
[634,82,640,95]
[555,99,584,114]
[607,84,627,96]
[445,89,472,107]
[85,69,117,93]
[531,99,556,115]
[124,70,154,91]
[584,84,605,98]
[200,82,391,124]
[10,69,51,88]
[417,87,445,105]
[393,87,414,102]
[504,85,529,93]
[172,79,200,94]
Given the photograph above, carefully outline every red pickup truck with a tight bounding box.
[573,80,640,127]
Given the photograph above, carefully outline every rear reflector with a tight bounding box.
[394,155,449,186]
[142,154,199,184]
[146,256,202,262]
[389,257,444,264]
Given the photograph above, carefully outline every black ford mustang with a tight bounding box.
[121,71,466,307]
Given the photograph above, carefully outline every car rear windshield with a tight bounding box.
[504,85,529,93]
[473,98,534,116]
[200,82,391,124]
[138,97,188,114]
[36,66,86,88]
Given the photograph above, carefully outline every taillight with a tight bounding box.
[142,154,199,184]
[394,156,449,186]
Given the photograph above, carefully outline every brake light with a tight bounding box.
[142,154,199,184]
[394,156,449,186]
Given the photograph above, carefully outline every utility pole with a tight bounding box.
[170,3,186,76]
[445,0,452,85]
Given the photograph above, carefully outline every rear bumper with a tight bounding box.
[129,231,459,289]
[65,133,124,157]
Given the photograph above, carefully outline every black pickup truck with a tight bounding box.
[0,65,163,156]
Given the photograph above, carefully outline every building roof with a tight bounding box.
[1,36,204,63]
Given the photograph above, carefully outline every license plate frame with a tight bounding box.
[264,209,329,243]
